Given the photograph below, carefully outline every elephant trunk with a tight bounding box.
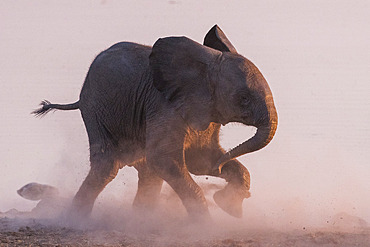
[214,99,278,173]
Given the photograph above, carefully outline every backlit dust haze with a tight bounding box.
[0,0,369,230]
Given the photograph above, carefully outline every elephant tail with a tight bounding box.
[32,100,79,117]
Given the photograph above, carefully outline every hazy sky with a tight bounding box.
[1,0,369,227]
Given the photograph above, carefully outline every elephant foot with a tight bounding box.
[213,184,250,218]
[61,195,97,228]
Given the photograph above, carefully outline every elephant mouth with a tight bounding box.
[222,119,257,128]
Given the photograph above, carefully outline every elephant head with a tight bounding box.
[150,25,277,172]
[203,25,278,172]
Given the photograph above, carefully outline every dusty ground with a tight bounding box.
[0,217,369,247]
[1,183,369,246]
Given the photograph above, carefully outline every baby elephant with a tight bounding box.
[33,25,277,220]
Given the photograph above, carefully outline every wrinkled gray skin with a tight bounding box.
[33,25,277,220]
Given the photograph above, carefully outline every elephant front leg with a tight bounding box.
[146,142,210,219]
[185,148,251,218]
[213,159,251,218]
[145,112,210,220]
[148,154,210,219]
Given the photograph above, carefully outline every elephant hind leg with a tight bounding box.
[133,160,163,211]
[69,152,120,220]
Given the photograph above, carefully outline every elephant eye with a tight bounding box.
[236,91,254,119]
[237,92,252,107]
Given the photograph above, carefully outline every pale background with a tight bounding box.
[1,0,369,228]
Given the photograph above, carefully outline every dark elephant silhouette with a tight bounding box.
[33,25,277,220]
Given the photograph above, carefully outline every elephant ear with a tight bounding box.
[149,37,219,131]
[203,25,237,53]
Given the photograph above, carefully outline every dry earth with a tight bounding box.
[0,217,369,247]
[1,183,369,246]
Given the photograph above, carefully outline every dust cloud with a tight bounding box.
[1,177,369,245]
[1,0,370,245]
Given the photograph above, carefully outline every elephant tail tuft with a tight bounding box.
[32,100,79,117]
